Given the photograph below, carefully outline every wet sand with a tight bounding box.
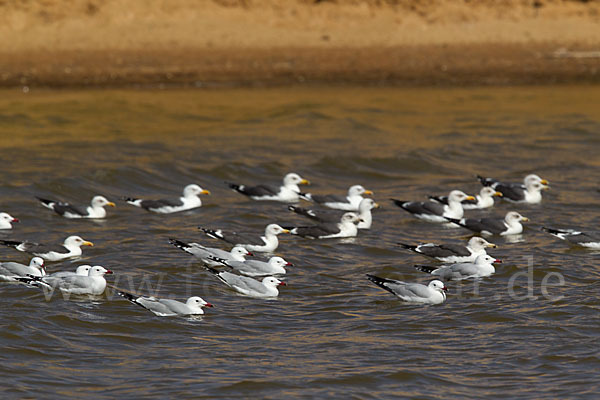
[2,0,600,88]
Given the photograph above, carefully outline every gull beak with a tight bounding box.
[278,281,287,286]
[487,243,498,248]
[364,190,374,195]
[246,251,254,256]
[286,262,293,267]
[83,241,94,247]
[205,302,214,308]
[281,229,291,234]
[494,192,503,197]
[443,286,448,292]
[521,217,530,222]
[494,259,502,264]
[105,269,113,274]
[300,179,310,185]
[201,190,211,195]
[540,179,549,185]
[465,195,476,201]
[373,202,381,209]
[107,202,116,207]
[12,218,19,223]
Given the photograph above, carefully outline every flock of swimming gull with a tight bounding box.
[1,172,598,316]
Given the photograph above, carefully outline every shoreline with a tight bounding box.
[2,1,600,88]
[3,42,600,89]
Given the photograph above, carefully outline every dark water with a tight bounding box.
[1,86,599,399]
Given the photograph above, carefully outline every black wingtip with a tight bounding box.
[541,227,560,234]
[35,196,53,204]
[445,217,462,225]
[397,243,417,251]
[226,182,246,194]
[390,199,407,208]
[204,265,221,275]
[366,273,393,286]
[117,290,137,302]
[206,255,228,266]
[169,238,187,247]
[14,276,37,285]
[122,196,137,202]
[199,227,221,240]
[414,265,436,274]
[477,175,493,186]
[0,239,21,248]
[366,274,397,295]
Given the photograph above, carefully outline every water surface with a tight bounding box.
[1,86,599,399]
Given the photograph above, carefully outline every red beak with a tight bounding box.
[286,262,293,267]
[443,286,448,292]
[279,282,287,286]
[105,270,113,274]
[494,259,502,264]
[12,218,19,223]
[247,251,254,256]
[205,303,214,308]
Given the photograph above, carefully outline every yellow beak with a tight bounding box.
[521,217,530,222]
[364,190,374,195]
[465,195,476,201]
[540,179,549,185]
[107,202,116,207]
[83,241,94,247]
[300,179,310,185]
[487,243,498,248]
[201,190,211,195]
[281,229,291,234]
[494,192,503,197]
[373,202,381,208]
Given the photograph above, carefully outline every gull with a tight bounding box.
[118,291,213,317]
[398,236,497,263]
[0,257,46,282]
[205,266,286,298]
[228,173,310,202]
[542,227,600,249]
[446,211,529,236]
[0,212,19,229]
[169,238,252,266]
[429,187,503,210]
[27,265,113,295]
[0,235,94,261]
[124,184,210,213]
[284,212,362,239]
[478,174,549,203]
[36,195,115,218]
[199,224,290,253]
[366,275,447,305]
[288,198,380,229]
[391,190,475,222]
[16,265,91,287]
[207,255,292,277]
[414,254,501,280]
[300,184,373,211]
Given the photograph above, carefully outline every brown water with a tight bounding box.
[1,86,599,399]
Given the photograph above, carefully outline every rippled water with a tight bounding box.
[1,86,599,399]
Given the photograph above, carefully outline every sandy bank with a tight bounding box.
[1,0,600,87]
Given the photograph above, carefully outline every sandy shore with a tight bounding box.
[2,0,600,88]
